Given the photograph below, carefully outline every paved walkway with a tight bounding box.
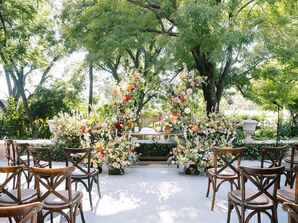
[0,160,289,222]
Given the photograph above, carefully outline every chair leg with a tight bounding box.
[206,175,211,198]
[79,202,86,223]
[211,178,217,211]
[257,212,261,223]
[96,175,101,198]
[227,201,233,223]
[272,206,278,223]
[241,206,245,223]
[88,178,93,211]
[50,212,54,223]
[230,181,233,191]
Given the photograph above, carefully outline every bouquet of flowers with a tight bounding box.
[168,114,241,174]
[93,135,139,173]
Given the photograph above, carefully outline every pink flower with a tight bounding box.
[112,89,119,96]
[173,97,181,103]
[186,88,193,95]
[189,81,196,87]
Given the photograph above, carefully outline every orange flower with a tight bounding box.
[172,112,181,117]
[179,73,185,81]
[191,125,200,132]
[96,146,104,154]
[127,84,136,91]
[178,85,186,91]
[170,115,177,124]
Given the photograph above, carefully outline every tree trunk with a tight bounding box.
[192,48,219,114]
[88,63,93,114]
[17,80,36,138]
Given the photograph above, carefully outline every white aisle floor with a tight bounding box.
[0,160,289,223]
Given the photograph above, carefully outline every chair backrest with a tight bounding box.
[15,142,31,167]
[0,202,43,223]
[213,147,245,175]
[29,147,52,168]
[63,148,93,175]
[282,202,298,223]
[260,145,288,168]
[289,144,298,170]
[238,166,285,205]
[0,166,23,204]
[4,139,17,166]
[30,166,75,205]
[295,165,298,203]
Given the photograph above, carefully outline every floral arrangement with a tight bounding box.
[111,72,144,134]
[154,115,182,133]
[169,70,205,126]
[168,114,241,174]
[54,110,138,173]
[93,135,139,172]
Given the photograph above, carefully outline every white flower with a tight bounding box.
[156,126,161,132]
[184,107,191,114]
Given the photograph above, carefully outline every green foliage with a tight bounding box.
[30,87,72,120]
[0,98,30,139]
[253,126,276,140]
[242,143,294,160]
[135,143,174,159]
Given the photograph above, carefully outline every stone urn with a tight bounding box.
[48,119,58,142]
[243,119,258,142]
[48,119,58,133]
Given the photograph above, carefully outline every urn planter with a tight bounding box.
[243,119,258,142]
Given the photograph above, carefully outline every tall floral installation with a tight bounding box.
[53,73,146,175]
[163,70,242,174]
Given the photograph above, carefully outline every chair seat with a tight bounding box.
[277,188,295,203]
[208,167,237,177]
[0,189,37,204]
[37,161,49,168]
[44,190,82,206]
[19,155,33,162]
[72,168,98,178]
[230,190,270,205]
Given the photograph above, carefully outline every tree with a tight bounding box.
[233,1,298,123]
[61,0,178,118]
[128,0,298,113]
[0,0,62,137]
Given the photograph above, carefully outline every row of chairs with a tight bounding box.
[0,166,85,223]
[206,145,298,223]
[1,139,102,222]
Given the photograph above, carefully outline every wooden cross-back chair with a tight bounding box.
[260,145,288,168]
[4,139,17,167]
[206,147,245,211]
[282,202,298,223]
[0,202,43,223]
[63,148,101,210]
[284,144,298,188]
[15,143,33,188]
[277,165,298,204]
[227,166,284,223]
[0,166,37,206]
[30,166,85,223]
[29,147,52,168]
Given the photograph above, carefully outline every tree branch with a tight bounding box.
[127,0,177,26]
[142,28,178,36]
